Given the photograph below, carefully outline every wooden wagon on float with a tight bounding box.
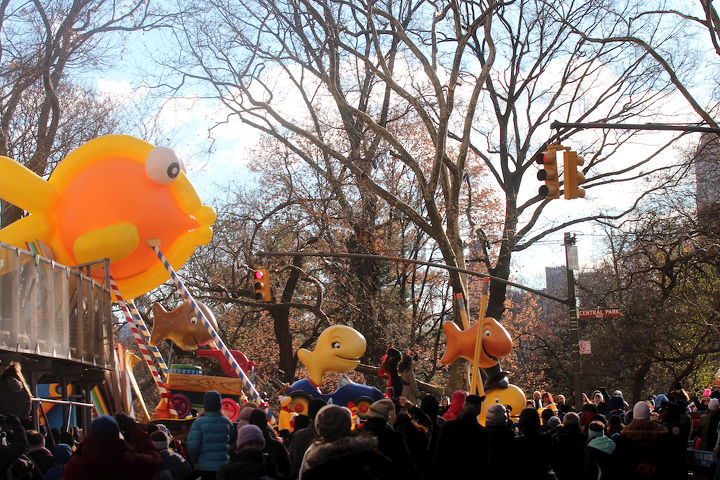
[165,349,255,422]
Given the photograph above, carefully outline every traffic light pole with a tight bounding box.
[565,232,583,411]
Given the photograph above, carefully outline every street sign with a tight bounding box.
[579,340,592,355]
[578,308,621,319]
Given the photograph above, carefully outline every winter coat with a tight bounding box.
[28,446,55,474]
[583,435,618,480]
[362,417,420,479]
[486,423,517,479]
[515,431,554,480]
[260,427,291,479]
[614,419,671,480]
[433,412,490,480]
[301,435,391,480]
[699,410,720,451]
[63,425,161,480]
[606,395,626,416]
[551,424,587,480]
[187,411,234,472]
[399,369,421,405]
[288,423,316,479]
[217,448,276,480]
[660,412,692,479]
[157,447,193,479]
[395,415,431,479]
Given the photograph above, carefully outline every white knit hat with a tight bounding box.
[633,401,650,420]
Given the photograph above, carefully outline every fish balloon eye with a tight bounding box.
[484,329,491,337]
[190,316,198,325]
[332,342,341,349]
[146,146,186,185]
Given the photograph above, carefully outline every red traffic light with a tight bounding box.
[254,270,264,280]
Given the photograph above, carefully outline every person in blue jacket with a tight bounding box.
[188,390,233,480]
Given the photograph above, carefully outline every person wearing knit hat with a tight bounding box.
[64,414,161,479]
[442,390,467,421]
[219,424,277,480]
[187,390,233,479]
[546,416,561,430]
[551,410,586,479]
[247,408,292,479]
[484,403,514,478]
[366,398,396,425]
[26,429,55,474]
[585,420,618,478]
[235,424,265,451]
[485,404,507,427]
[698,398,720,451]
[314,405,352,442]
[361,400,421,479]
[44,443,73,480]
[434,392,490,479]
[236,403,258,429]
[614,401,670,478]
[298,405,354,478]
[90,414,120,436]
[632,400,650,420]
[150,430,192,480]
[288,398,327,479]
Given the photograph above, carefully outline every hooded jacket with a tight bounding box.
[302,435,391,480]
[188,411,233,472]
[614,419,671,480]
[583,435,618,480]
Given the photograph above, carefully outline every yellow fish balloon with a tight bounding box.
[297,325,366,386]
[0,135,216,299]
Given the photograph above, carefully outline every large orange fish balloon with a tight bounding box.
[0,135,216,299]
[440,317,513,367]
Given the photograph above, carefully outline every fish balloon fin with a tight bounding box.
[440,321,462,366]
[0,156,57,214]
[149,303,169,346]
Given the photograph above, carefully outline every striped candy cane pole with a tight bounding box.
[109,279,169,375]
[126,299,170,376]
[149,243,275,423]
[110,278,178,418]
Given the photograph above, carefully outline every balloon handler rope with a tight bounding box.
[149,240,276,424]
[110,277,178,419]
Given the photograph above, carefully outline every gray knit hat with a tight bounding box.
[485,404,506,427]
[314,405,352,442]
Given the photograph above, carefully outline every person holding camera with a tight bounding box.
[63,413,161,480]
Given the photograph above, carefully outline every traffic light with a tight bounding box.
[535,149,560,199]
[563,150,586,199]
[253,267,271,302]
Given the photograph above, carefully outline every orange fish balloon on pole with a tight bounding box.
[440,317,513,368]
[0,135,216,299]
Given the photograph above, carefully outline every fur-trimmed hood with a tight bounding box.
[621,419,668,445]
[304,435,378,470]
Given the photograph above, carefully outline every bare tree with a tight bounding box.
[161,0,692,389]
[558,1,720,128]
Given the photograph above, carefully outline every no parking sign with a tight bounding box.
[579,340,592,355]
